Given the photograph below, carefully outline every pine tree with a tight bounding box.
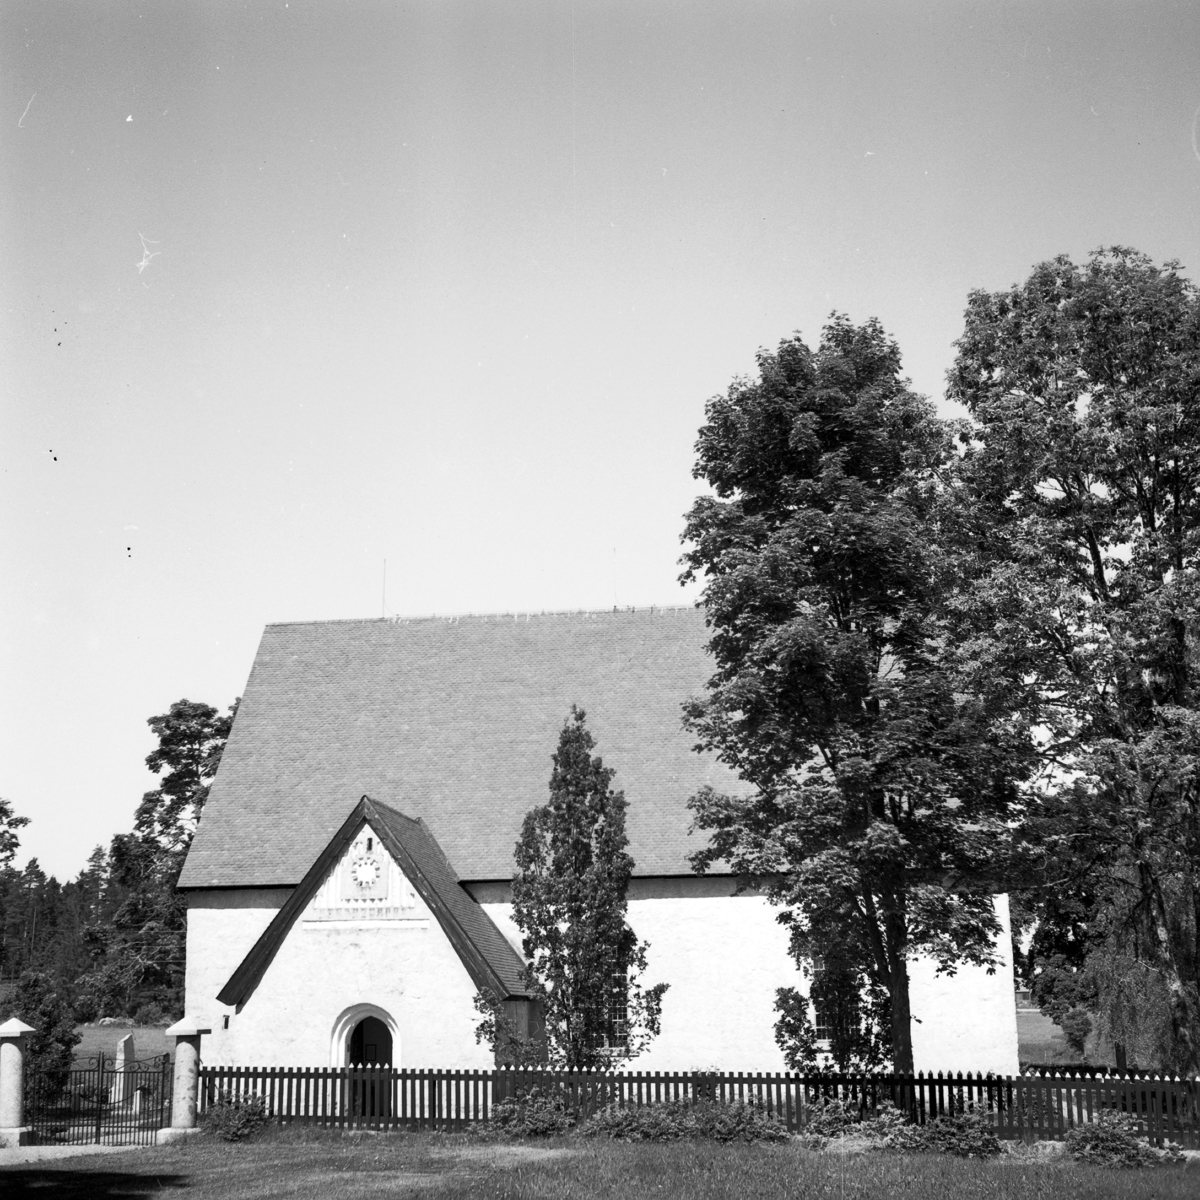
[80,698,238,1020]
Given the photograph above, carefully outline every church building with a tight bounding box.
[178,606,1020,1073]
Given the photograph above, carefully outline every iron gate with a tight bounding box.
[27,1053,173,1146]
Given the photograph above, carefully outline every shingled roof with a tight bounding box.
[179,606,740,889]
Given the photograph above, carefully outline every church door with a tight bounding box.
[349,1015,393,1066]
[348,1016,394,1121]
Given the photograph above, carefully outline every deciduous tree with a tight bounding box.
[682,316,1032,1072]
[947,248,1200,1073]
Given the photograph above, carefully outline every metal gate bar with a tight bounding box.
[27,1054,173,1146]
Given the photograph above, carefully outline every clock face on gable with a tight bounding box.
[340,831,390,901]
[351,855,381,890]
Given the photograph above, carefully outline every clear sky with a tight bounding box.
[3,1,1199,879]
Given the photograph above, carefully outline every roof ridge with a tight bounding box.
[265,604,699,629]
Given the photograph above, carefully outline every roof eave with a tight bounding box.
[215,796,530,1008]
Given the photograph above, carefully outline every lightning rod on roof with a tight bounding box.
[382,559,387,619]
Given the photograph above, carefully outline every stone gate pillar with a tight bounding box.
[159,1017,211,1144]
[0,1018,35,1147]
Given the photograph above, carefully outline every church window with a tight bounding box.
[597,964,629,1054]
[813,1001,833,1044]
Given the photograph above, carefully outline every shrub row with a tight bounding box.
[201,1085,1187,1166]
[797,1098,1002,1158]
[581,1097,790,1144]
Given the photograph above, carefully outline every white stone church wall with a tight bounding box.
[908,895,1020,1075]
[185,834,492,1069]
[187,871,1018,1073]
[477,882,1020,1075]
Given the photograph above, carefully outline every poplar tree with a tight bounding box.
[509,707,667,1070]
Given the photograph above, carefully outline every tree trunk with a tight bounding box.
[860,881,915,1073]
[889,958,914,1074]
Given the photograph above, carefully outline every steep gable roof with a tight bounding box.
[180,606,739,889]
[218,796,530,1006]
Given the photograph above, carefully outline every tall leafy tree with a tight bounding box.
[82,698,238,1019]
[947,248,1200,1073]
[507,707,667,1069]
[682,317,1032,1072]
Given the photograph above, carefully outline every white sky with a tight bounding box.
[3,1,1200,879]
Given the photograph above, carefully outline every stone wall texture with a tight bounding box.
[187,873,1019,1074]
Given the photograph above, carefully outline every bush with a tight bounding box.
[581,1099,692,1141]
[203,1090,270,1142]
[1065,1111,1183,1167]
[133,1002,169,1027]
[581,1098,788,1144]
[689,1099,790,1144]
[799,1101,1000,1158]
[482,1085,576,1139]
[71,991,100,1024]
[888,1111,1002,1159]
[798,1098,907,1149]
[801,1097,865,1141]
[1060,1008,1093,1056]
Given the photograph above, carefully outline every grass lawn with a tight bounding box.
[2,1129,1196,1200]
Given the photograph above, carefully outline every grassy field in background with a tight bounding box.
[1016,1007,1117,1068]
[2,1130,1196,1200]
[72,1024,172,1064]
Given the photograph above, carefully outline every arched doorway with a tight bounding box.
[330,1003,399,1068]
[349,1015,393,1066]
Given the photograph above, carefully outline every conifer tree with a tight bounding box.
[507,707,667,1069]
[81,698,238,1020]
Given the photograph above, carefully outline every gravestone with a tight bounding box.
[111,1033,136,1103]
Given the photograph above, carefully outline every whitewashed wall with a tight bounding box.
[908,895,1020,1075]
[476,882,1020,1075]
[185,828,491,1068]
[187,865,1018,1073]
